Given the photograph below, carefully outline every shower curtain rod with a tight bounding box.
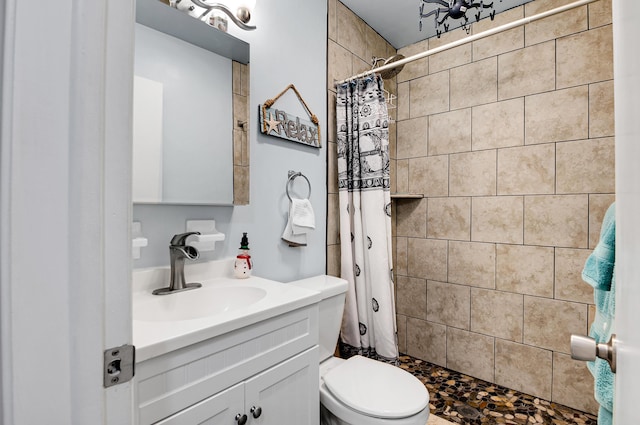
[336,0,597,85]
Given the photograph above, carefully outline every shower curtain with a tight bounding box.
[336,75,398,364]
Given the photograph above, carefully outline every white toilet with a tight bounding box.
[289,275,430,425]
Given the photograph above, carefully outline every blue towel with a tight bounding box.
[598,405,613,425]
[582,202,615,424]
[582,203,615,292]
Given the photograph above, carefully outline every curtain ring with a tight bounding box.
[286,172,311,202]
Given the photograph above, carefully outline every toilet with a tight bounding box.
[289,275,430,425]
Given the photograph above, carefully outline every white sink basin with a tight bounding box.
[134,285,268,322]
[132,263,322,363]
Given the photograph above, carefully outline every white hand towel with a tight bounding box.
[282,201,308,246]
[290,198,315,235]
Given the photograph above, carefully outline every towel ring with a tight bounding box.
[286,171,311,202]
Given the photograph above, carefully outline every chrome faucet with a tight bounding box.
[152,232,203,295]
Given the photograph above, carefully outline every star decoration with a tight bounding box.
[264,112,281,134]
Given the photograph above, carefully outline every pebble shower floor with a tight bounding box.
[398,355,598,425]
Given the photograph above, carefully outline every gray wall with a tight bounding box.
[133,0,328,282]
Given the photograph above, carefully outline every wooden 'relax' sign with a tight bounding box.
[259,84,321,148]
[259,107,320,148]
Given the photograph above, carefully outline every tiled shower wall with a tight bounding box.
[394,0,613,414]
[327,0,613,416]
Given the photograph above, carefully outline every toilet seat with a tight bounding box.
[320,384,430,425]
[322,355,429,419]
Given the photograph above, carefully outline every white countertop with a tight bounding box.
[132,261,321,362]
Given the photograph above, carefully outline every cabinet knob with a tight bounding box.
[235,413,248,425]
[250,406,262,418]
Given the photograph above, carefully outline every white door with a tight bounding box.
[0,1,135,424]
[612,1,640,423]
[571,1,640,421]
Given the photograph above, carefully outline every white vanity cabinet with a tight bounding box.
[156,348,318,425]
[154,382,244,424]
[243,348,318,424]
[134,305,319,425]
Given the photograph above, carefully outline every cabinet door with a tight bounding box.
[155,382,245,425]
[245,347,319,425]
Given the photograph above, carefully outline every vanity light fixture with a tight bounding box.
[171,0,257,30]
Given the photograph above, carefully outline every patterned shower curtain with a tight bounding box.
[336,75,398,364]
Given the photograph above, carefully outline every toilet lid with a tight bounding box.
[323,355,429,419]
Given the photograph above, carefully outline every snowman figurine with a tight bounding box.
[234,233,252,279]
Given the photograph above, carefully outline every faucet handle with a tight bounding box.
[170,231,201,246]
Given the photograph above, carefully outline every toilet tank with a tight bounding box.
[288,275,348,362]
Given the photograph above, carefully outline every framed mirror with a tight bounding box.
[134,0,250,205]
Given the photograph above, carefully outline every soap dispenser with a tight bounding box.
[234,232,252,279]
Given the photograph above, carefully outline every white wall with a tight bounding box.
[133,0,328,282]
